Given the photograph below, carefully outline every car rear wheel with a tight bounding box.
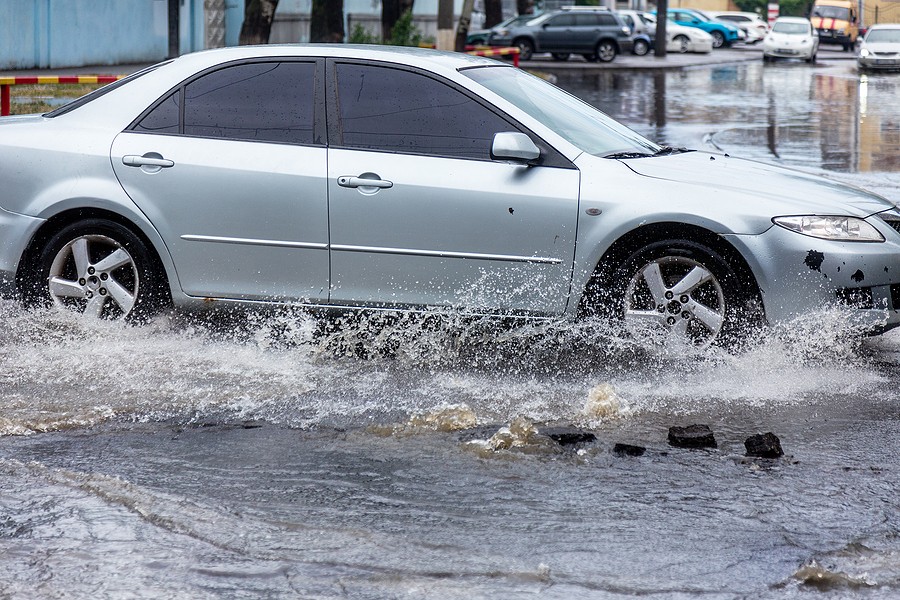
[514,38,534,61]
[551,52,571,61]
[674,35,690,53]
[612,240,756,348]
[710,30,725,48]
[595,40,617,63]
[26,219,168,320]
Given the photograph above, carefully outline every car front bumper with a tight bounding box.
[0,206,44,297]
[858,55,900,70]
[727,221,900,332]
[764,44,816,59]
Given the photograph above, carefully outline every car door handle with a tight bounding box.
[122,154,175,168]
[337,176,393,189]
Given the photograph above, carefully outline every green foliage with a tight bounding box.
[778,0,813,17]
[389,9,423,47]
[732,0,767,15]
[348,23,380,44]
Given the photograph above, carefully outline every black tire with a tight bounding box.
[551,52,571,61]
[24,219,169,321]
[605,240,759,348]
[632,39,650,56]
[710,30,725,49]
[595,40,617,63]
[674,35,690,54]
[514,38,534,61]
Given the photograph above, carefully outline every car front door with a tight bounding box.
[325,60,580,316]
[111,60,330,302]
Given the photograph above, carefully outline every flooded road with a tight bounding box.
[2,59,900,599]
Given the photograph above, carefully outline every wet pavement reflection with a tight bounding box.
[554,60,900,174]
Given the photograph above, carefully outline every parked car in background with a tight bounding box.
[643,13,714,53]
[706,10,769,43]
[617,9,656,55]
[664,8,743,48]
[857,23,900,70]
[3,46,900,348]
[763,16,819,62]
[468,14,537,46]
[488,7,633,62]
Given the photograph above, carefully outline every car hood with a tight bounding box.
[620,151,894,217]
[767,32,812,44]
[862,42,900,53]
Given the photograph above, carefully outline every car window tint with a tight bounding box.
[597,14,618,26]
[574,14,599,26]
[182,62,315,144]
[135,89,181,134]
[548,14,576,26]
[335,63,514,160]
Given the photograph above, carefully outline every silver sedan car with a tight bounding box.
[1,45,899,347]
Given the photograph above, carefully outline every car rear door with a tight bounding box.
[325,60,580,316]
[111,59,330,302]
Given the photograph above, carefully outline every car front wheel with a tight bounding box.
[595,40,617,63]
[26,219,168,320]
[710,30,725,48]
[632,39,650,56]
[612,240,756,348]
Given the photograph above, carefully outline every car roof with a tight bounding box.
[167,44,499,74]
[868,23,900,29]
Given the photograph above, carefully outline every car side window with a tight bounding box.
[135,61,316,145]
[334,63,517,161]
[548,14,576,26]
[597,14,618,26]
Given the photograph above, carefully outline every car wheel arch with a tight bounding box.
[576,222,763,321]
[16,207,174,305]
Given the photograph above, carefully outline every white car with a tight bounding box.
[708,11,770,44]
[642,13,714,53]
[857,23,900,71]
[763,16,819,62]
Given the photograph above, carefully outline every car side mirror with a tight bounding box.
[491,132,541,163]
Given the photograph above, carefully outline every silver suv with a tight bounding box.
[488,8,633,62]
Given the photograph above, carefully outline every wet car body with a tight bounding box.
[857,24,900,71]
[0,45,899,344]
[763,17,820,62]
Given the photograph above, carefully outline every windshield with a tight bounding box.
[866,28,900,43]
[811,6,850,20]
[773,21,810,34]
[462,66,660,157]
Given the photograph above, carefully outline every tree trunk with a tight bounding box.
[382,0,414,41]
[484,0,503,28]
[310,0,345,43]
[516,0,535,16]
[239,0,280,45]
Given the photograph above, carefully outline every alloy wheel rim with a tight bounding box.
[48,234,140,318]
[623,256,726,347]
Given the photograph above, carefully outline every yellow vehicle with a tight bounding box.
[810,0,859,51]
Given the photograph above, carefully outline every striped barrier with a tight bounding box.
[418,43,522,67]
[1,75,124,116]
[467,46,520,67]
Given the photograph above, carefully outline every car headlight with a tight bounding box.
[860,48,870,57]
[773,216,885,241]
